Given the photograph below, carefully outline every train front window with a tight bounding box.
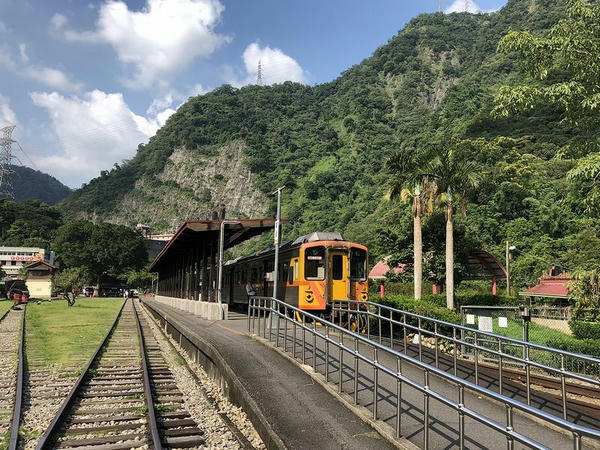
[332,254,343,280]
[350,248,366,280]
[305,246,325,280]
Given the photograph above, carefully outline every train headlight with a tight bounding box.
[306,291,314,303]
[361,294,367,300]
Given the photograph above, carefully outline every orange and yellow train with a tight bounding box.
[222,232,368,313]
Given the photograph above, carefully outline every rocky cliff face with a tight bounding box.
[97,141,267,232]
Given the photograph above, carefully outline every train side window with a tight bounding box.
[294,260,299,280]
[350,248,367,280]
[288,265,294,284]
[305,246,325,280]
[251,268,257,283]
[281,263,288,282]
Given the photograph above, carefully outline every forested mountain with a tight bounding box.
[10,165,71,205]
[60,0,600,288]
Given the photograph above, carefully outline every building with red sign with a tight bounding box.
[0,247,55,280]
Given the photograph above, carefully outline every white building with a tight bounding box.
[0,247,55,280]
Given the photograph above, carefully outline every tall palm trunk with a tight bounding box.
[413,195,423,300]
[445,198,454,309]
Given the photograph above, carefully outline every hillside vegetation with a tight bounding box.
[10,165,71,205]
[60,0,600,289]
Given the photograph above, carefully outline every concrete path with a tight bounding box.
[146,300,598,449]
[144,301,398,450]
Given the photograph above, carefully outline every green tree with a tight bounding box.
[569,269,600,321]
[387,149,434,300]
[53,267,90,306]
[494,0,600,213]
[127,269,154,294]
[426,145,481,309]
[52,220,148,284]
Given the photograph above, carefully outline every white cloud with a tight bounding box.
[24,65,82,92]
[63,0,230,89]
[228,42,306,87]
[18,43,29,63]
[1,44,81,92]
[30,90,158,182]
[445,0,482,13]
[50,13,68,30]
[0,21,7,33]
[0,94,18,128]
[146,83,207,125]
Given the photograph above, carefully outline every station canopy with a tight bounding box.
[149,218,277,272]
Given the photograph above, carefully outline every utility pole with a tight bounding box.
[257,60,263,86]
[271,185,285,298]
[0,125,16,199]
[505,241,510,296]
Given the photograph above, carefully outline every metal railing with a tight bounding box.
[249,297,600,450]
[332,300,600,423]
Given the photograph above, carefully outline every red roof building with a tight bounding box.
[520,266,573,300]
[368,256,406,280]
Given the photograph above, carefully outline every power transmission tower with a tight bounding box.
[438,0,442,12]
[257,60,263,86]
[0,125,16,199]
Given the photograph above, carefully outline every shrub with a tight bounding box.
[376,295,461,334]
[455,293,522,307]
[546,336,600,359]
[569,319,600,340]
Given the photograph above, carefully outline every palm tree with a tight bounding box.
[387,150,434,300]
[426,145,481,309]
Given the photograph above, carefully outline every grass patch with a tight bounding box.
[26,298,124,368]
[154,403,173,413]
[171,349,185,366]
[0,300,13,318]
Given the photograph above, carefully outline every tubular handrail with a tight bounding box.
[337,300,600,365]
[249,296,600,449]
[332,299,600,424]
[333,300,600,382]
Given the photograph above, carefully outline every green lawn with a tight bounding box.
[26,298,124,369]
[0,300,12,317]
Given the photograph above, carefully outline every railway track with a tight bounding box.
[34,299,205,449]
[0,304,25,450]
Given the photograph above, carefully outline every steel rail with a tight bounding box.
[332,299,600,421]
[8,304,25,450]
[140,300,256,450]
[250,297,600,449]
[35,300,127,450]
[132,300,163,450]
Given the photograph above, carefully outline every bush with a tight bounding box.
[546,335,600,359]
[376,295,461,334]
[455,293,522,307]
[569,319,600,340]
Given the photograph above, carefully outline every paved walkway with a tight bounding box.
[146,301,597,449]
[144,301,397,450]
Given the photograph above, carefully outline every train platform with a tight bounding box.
[142,300,400,450]
[143,300,597,450]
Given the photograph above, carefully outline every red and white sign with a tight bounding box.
[10,254,43,262]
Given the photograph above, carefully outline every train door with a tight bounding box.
[329,250,349,301]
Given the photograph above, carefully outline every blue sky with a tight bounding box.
[0,0,506,188]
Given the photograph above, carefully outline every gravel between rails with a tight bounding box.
[0,308,23,446]
[140,303,265,449]
[20,368,80,449]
